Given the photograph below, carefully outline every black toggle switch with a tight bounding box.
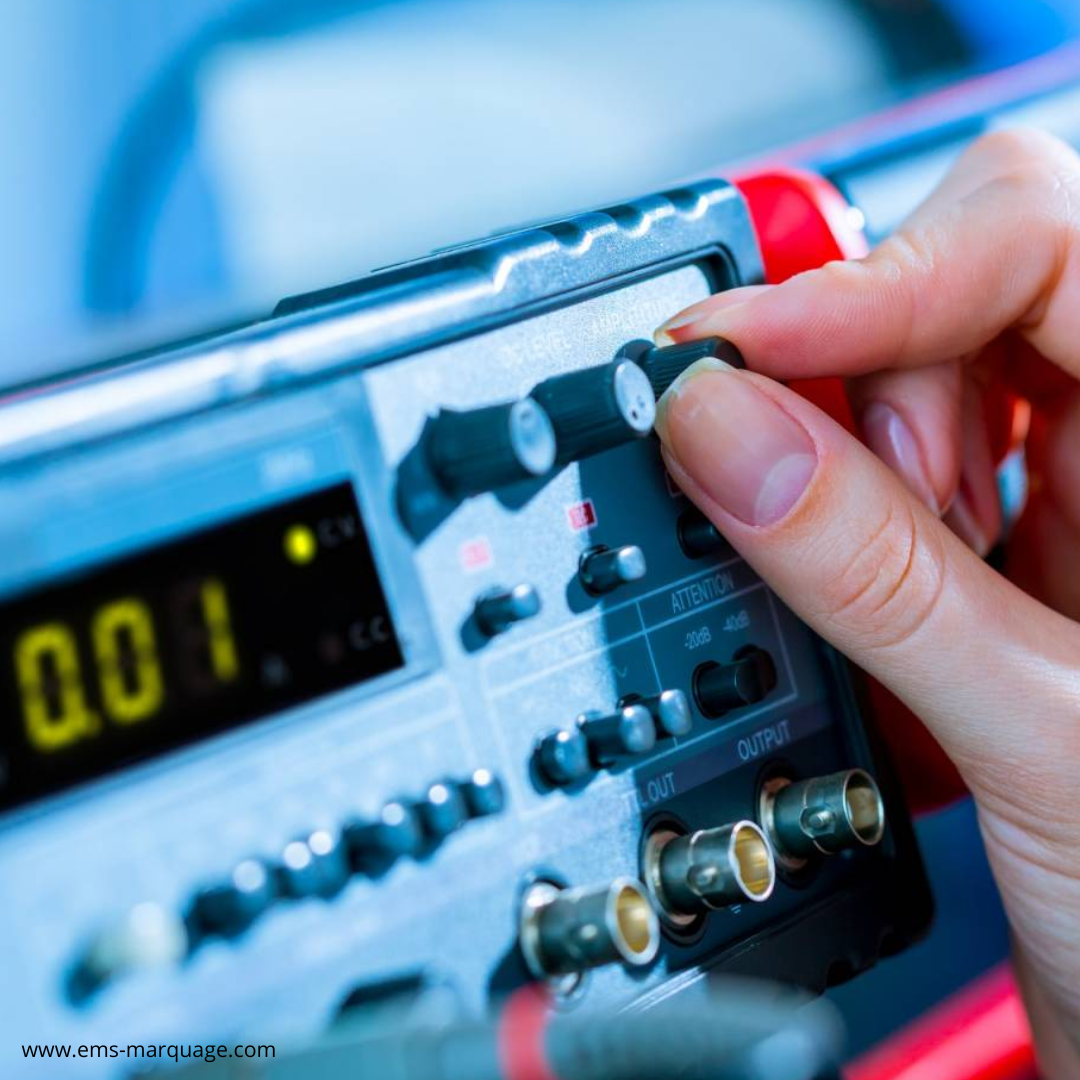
[458,768,506,818]
[620,689,693,738]
[535,728,592,787]
[531,359,655,466]
[579,544,647,595]
[577,704,656,767]
[343,800,425,873]
[192,858,276,937]
[473,583,541,636]
[427,399,556,497]
[637,336,745,399]
[278,829,349,899]
[693,646,778,719]
[415,782,470,841]
[677,507,734,560]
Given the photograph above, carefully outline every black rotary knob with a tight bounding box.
[427,398,556,496]
[693,646,777,719]
[530,359,655,467]
[192,858,276,937]
[637,336,745,399]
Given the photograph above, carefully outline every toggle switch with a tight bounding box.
[677,507,734,560]
[427,399,556,497]
[579,544,646,595]
[577,704,656,766]
[620,689,693,738]
[473,583,540,636]
[535,728,593,787]
[531,359,655,466]
[343,800,425,873]
[636,336,745,399]
[693,646,777,719]
[192,858,276,938]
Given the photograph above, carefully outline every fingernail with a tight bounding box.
[656,358,817,527]
[861,402,941,515]
[944,487,991,557]
[654,285,772,345]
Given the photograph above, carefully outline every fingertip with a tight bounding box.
[653,284,773,346]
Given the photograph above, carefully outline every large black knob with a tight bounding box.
[427,399,556,496]
[638,336,745,399]
[693,646,777,719]
[530,359,655,466]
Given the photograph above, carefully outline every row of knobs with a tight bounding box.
[535,648,777,786]
[71,770,504,999]
[426,338,742,497]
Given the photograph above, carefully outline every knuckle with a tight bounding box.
[817,500,946,652]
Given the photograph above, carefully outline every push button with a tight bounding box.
[693,646,777,719]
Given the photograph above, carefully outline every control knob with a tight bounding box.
[636,336,745,399]
[530,359,655,466]
[427,399,556,496]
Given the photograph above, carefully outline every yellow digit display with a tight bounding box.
[199,578,239,682]
[91,598,164,724]
[15,622,101,752]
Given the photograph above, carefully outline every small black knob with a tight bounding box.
[192,858,276,937]
[579,544,647,595]
[638,337,745,399]
[531,359,655,466]
[621,689,693,738]
[677,507,734,560]
[474,583,541,636]
[415,781,469,841]
[427,399,556,496]
[693,647,777,719]
[343,800,425,873]
[577,704,656,766]
[536,728,592,786]
[458,768,506,818]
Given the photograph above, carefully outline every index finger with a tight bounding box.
[657,129,1080,384]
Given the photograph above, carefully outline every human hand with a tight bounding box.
[652,129,1080,1075]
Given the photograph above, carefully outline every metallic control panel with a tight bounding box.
[0,180,931,1078]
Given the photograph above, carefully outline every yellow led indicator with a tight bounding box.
[284,524,318,565]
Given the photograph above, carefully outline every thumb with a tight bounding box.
[654,355,1080,798]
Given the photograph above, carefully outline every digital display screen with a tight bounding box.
[0,483,403,810]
